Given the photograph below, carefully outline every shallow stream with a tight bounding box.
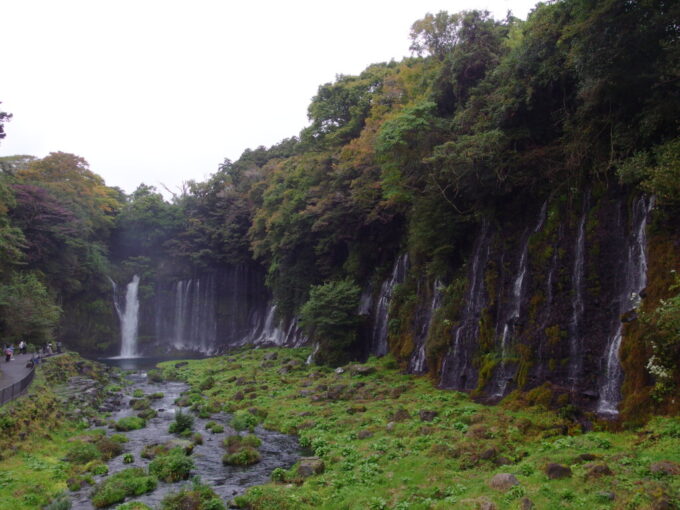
[70,370,300,509]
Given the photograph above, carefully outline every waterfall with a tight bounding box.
[598,196,654,415]
[371,254,409,356]
[440,220,491,390]
[493,230,530,397]
[409,279,444,374]
[568,197,589,388]
[159,275,218,353]
[112,275,140,358]
[494,203,547,397]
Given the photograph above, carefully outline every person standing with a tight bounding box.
[19,340,26,355]
[5,345,11,363]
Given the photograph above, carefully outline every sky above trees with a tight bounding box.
[1,0,537,195]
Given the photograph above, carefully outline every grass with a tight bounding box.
[159,347,680,510]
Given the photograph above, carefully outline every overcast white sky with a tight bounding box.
[1,0,539,195]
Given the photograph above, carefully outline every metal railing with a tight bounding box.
[0,366,35,407]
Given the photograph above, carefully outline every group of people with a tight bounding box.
[4,341,63,363]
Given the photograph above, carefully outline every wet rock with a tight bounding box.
[297,457,325,478]
[586,464,613,479]
[233,391,244,401]
[488,473,519,491]
[419,410,438,422]
[334,367,345,374]
[576,453,598,462]
[544,463,572,479]
[650,460,680,476]
[174,362,188,368]
[349,365,376,376]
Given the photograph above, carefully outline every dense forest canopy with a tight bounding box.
[0,0,679,407]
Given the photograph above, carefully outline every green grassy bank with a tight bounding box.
[161,348,680,510]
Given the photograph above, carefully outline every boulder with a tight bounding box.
[263,352,278,361]
[519,497,534,509]
[357,430,373,440]
[586,464,613,479]
[488,473,520,491]
[297,457,325,478]
[544,463,572,479]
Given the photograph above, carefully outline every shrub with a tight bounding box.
[160,479,225,510]
[222,446,261,466]
[115,416,146,431]
[147,369,164,383]
[96,436,124,460]
[90,468,157,508]
[133,389,145,398]
[149,449,194,483]
[131,398,151,411]
[44,492,72,510]
[169,410,194,435]
[123,453,134,464]
[116,503,153,510]
[65,442,101,464]
[231,410,259,432]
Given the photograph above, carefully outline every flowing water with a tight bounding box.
[597,196,654,415]
[440,220,491,391]
[568,197,589,389]
[371,254,409,357]
[111,275,141,358]
[409,279,444,374]
[69,370,300,509]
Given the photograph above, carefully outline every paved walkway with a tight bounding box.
[0,353,34,391]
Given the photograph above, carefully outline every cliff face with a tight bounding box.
[110,188,676,417]
[382,187,677,415]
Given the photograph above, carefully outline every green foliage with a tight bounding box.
[643,271,680,399]
[0,271,61,344]
[149,449,194,482]
[169,409,194,435]
[90,468,157,508]
[160,479,225,510]
[114,416,146,432]
[231,410,259,432]
[299,279,361,366]
[64,442,101,464]
[222,446,261,466]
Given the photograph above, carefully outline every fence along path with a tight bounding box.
[0,353,36,406]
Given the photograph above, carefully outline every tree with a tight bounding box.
[299,280,361,366]
[0,102,11,142]
[0,272,61,344]
[409,11,462,60]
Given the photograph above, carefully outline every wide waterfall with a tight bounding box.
[598,196,654,415]
[156,275,219,353]
[112,275,141,358]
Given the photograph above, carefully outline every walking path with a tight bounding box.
[0,353,33,391]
